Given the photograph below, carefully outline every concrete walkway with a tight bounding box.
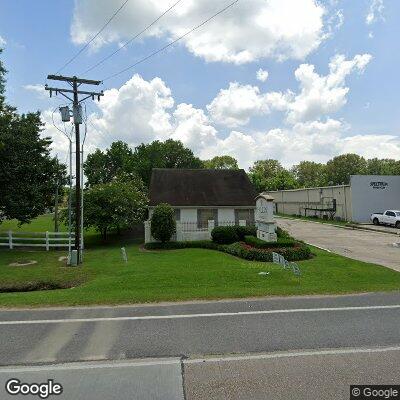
[277,218,400,271]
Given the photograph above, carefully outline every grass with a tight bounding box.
[276,213,351,226]
[0,233,400,307]
[0,214,67,233]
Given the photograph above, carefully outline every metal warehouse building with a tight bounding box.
[264,175,400,223]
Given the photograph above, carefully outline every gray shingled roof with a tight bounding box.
[149,169,257,207]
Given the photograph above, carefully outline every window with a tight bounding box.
[235,209,255,225]
[197,209,217,229]
[174,209,181,221]
[386,211,395,217]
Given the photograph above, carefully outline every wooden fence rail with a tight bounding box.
[0,231,76,250]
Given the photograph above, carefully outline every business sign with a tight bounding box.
[370,181,389,190]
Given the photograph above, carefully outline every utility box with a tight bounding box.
[73,104,83,124]
[255,194,277,242]
[59,106,71,122]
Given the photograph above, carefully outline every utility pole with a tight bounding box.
[45,75,103,264]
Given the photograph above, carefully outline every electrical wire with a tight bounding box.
[101,0,240,82]
[83,0,183,75]
[55,0,131,74]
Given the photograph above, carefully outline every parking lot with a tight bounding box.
[277,218,400,272]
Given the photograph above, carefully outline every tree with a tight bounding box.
[248,159,297,192]
[150,203,176,242]
[203,155,239,169]
[292,161,327,188]
[366,158,400,175]
[61,174,148,239]
[132,139,203,187]
[84,141,135,187]
[0,50,67,225]
[325,154,367,185]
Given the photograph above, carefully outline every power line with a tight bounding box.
[83,0,183,75]
[55,0,130,74]
[101,0,239,82]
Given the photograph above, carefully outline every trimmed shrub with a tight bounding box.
[226,242,311,262]
[235,225,257,240]
[144,239,311,262]
[244,235,295,249]
[211,226,239,244]
[150,203,176,242]
[276,226,292,239]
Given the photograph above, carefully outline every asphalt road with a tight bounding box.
[277,217,400,271]
[0,292,399,399]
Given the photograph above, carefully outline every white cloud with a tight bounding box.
[72,0,326,64]
[41,71,399,171]
[23,84,48,99]
[256,68,269,82]
[286,53,372,124]
[366,0,385,25]
[0,35,6,47]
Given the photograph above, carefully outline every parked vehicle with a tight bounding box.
[370,210,400,228]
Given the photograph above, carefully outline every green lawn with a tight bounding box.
[0,214,67,233]
[0,234,400,307]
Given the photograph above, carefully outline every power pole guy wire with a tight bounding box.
[56,0,131,75]
[101,0,240,82]
[83,0,184,75]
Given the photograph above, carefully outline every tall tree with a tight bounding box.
[203,155,239,169]
[325,154,367,185]
[366,158,400,175]
[84,141,135,186]
[132,139,203,186]
[292,161,327,188]
[248,159,297,192]
[0,50,66,225]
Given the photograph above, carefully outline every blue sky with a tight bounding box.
[0,0,399,168]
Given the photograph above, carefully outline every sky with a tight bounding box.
[0,0,399,169]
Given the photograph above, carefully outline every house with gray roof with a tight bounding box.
[145,168,257,242]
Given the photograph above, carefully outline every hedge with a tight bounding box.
[211,225,257,245]
[144,239,311,262]
[244,235,296,249]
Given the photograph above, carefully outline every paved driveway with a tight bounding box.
[278,218,400,271]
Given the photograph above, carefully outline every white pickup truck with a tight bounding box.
[370,210,400,228]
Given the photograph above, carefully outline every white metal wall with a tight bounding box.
[350,175,400,223]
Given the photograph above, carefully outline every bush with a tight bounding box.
[150,203,176,242]
[225,242,311,262]
[211,226,239,244]
[211,225,257,244]
[235,225,257,240]
[276,226,292,239]
[244,235,296,249]
[144,239,311,262]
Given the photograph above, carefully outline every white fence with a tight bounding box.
[0,231,76,250]
[144,220,247,243]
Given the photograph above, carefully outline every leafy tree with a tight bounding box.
[150,203,176,242]
[132,139,203,186]
[325,154,367,185]
[203,155,239,169]
[61,174,148,239]
[292,161,327,188]
[248,159,297,192]
[84,141,135,186]
[366,158,400,175]
[0,50,67,225]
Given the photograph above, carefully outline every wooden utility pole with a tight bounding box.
[45,75,103,264]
